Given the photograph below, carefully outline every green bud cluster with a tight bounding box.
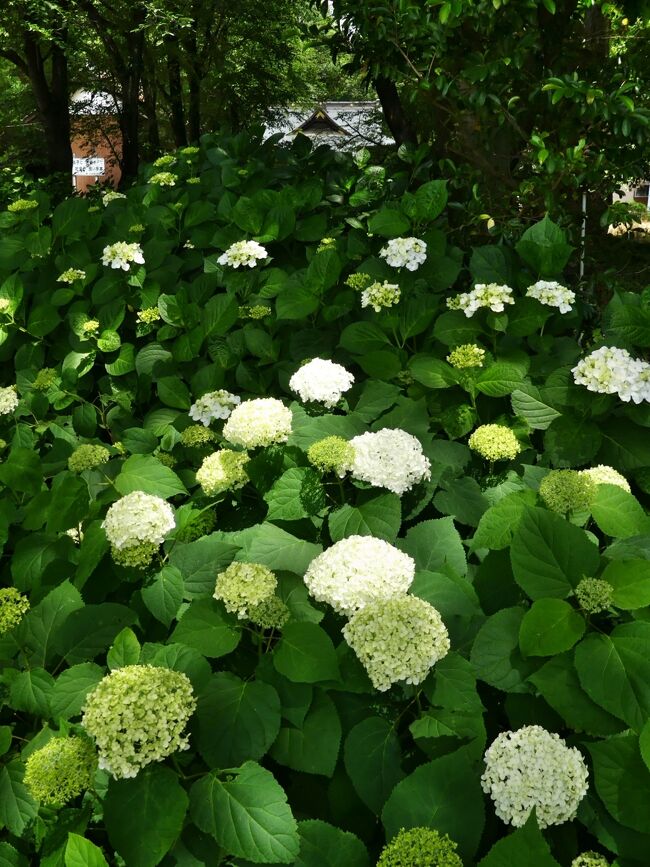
[153,154,176,168]
[180,425,217,447]
[137,307,161,324]
[176,510,217,543]
[111,541,158,570]
[57,268,86,283]
[149,171,176,186]
[468,424,521,461]
[24,736,97,806]
[447,343,486,369]
[156,452,177,468]
[0,587,29,634]
[344,272,373,292]
[7,199,38,213]
[571,853,610,867]
[238,304,272,320]
[214,561,277,619]
[539,470,595,515]
[575,577,613,614]
[249,595,291,630]
[376,827,463,867]
[83,319,100,334]
[68,444,110,473]
[33,368,58,390]
[307,436,354,476]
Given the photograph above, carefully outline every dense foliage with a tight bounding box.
[2,132,650,866]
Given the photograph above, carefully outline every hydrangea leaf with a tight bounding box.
[273,622,339,684]
[398,517,467,576]
[590,484,650,538]
[50,663,104,720]
[476,814,561,866]
[141,566,184,626]
[293,820,369,867]
[472,490,537,551]
[519,598,585,657]
[270,689,341,777]
[189,762,299,864]
[343,717,405,814]
[0,761,38,837]
[588,733,650,833]
[107,627,141,670]
[328,492,401,543]
[168,533,241,598]
[171,598,241,659]
[114,454,186,497]
[104,765,188,867]
[601,559,650,609]
[64,833,108,867]
[470,607,536,693]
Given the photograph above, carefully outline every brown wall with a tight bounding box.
[71,116,122,193]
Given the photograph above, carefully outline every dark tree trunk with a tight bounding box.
[22,31,72,175]
[142,69,161,158]
[184,25,201,142]
[374,75,416,146]
[117,26,145,184]
[166,39,187,147]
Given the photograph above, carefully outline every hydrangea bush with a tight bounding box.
[0,131,646,865]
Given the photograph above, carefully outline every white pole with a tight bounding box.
[580,191,587,280]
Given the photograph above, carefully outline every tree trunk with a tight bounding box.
[117,27,145,184]
[166,39,187,147]
[142,68,161,159]
[374,76,416,146]
[22,31,72,175]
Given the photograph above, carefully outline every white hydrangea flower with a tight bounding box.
[189,390,241,426]
[102,190,126,206]
[101,242,144,271]
[196,449,249,496]
[82,665,196,779]
[360,281,401,312]
[579,464,630,493]
[102,491,175,550]
[572,346,650,403]
[349,428,431,495]
[289,358,354,408]
[214,562,277,619]
[379,237,427,271]
[217,240,268,269]
[343,596,450,691]
[447,283,515,318]
[526,280,576,313]
[304,535,415,616]
[481,725,589,828]
[222,398,292,448]
[0,386,19,415]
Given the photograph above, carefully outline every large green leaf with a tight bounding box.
[114,454,186,497]
[270,689,341,777]
[515,216,573,277]
[519,598,585,656]
[141,566,184,626]
[367,207,411,238]
[171,598,241,658]
[293,820,369,867]
[168,532,240,597]
[104,765,188,867]
[470,607,536,693]
[328,492,401,543]
[477,815,561,866]
[15,580,83,666]
[64,834,109,867]
[413,180,448,221]
[509,507,600,599]
[273,622,339,684]
[196,673,281,768]
[590,483,650,538]
[0,761,38,837]
[189,762,299,863]
[50,663,104,720]
[472,491,537,550]
[588,733,650,832]
[382,748,484,862]
[344,717,405,814]
[602,559,650,609]
[236,523,322,575]
[398,517,467,576]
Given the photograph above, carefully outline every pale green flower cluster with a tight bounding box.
[187,177,201,184]
[129,224,145,233]
[223,398,292,448]
[539,469,595,514]
[102,491,175,550]
[189,389,240,426]
[447,343,486,369]
[580,464,630,492]
[360,280,401,312]
[180,424,217,447]
[345,273,372,292]
[526,280,575,313]
[376,827,463,867]
[102,190,126,205]
[239,304,272,319]
[157,452,177,468]
[57,268,86,283]
[101,241,144,271]
[307,436,355,477]
[8,198,38,213]
[571,853,609,867]
[112,540,159,569]
[196,449,250,496]
[469,424,521,461]
[248,595,290,630]
[317,237,336,252]
[82,665,196,779]
[0,386,19,415]
[0,587,29,634]
[24,736,97,805]
[481,725,589,828]
[149,171,176,186]
[83,319,100,334]
[575,577,613,614]
[448,283,515,317]
[33,368,58,390]
[214,562,278,619]
[180,146,199,155]
[153,154,176,168]
[343,595,450,691]
[68,444,110,473]
[137,307,161,324]
[304,536,415,616]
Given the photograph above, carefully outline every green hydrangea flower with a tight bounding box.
[81,665,196,779]
[83,319,100,334]
[345,272,373,292]
[57,268,86,283]
[539,469,595,514]
[307,436,354,477]
[180,146,199,156]
[68,444,110,473]
[317,237,337,252]
[156,452,177,468]
[468,424,521,461]
[180,425,217,447]
[24,736,97,806]
[248,595,291,630]
[149,171,176,186]
[137,307,161,324]
[196,449,250,496]
[238,304,272,320]
[571,853,609,867]
[33,368,58,390]
[447,343,486,369]
[376,827,463,867]
[0,587,29,634]
[175,509,217,543]
[360,281,401,312]
[153,154,176,168]
[7,199,38,213]
[111,541,158,570]
[214,562,277,619]
[575,577,613,614]
[129,224,145,233]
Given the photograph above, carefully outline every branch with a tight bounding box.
[0,48,28,75]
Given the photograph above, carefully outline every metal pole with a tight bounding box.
[580,191,587,280]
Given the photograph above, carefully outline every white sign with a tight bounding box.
[73,156,105,176]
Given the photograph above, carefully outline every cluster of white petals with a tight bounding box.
[0,386,19,415]
[360,281,401,312]
[526,280,576,313]
[343,595,450,691]
[572,346,650,403]
[349,428,431,495]
[214,561,277,619]
[82,665,195,779]
[223,398,292,448]
[447,283,515,318]
[304,535,415,616]
[289,358,354,408]
[481,725,589,828]
[379,237,427,271]
[101,242,144,271]
[579,464,631,492]
[196,449,249,496]
[102,491,175,550]
[102,191,126,205]
[189,389,240,426]
[217,240,268,268]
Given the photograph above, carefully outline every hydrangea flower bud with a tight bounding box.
[248,595,290,630]
[307,436,355,477]
[149,172,176,186]
[24,736,97,805]
[468,424,521,461]
[111,541,158,569]
[57,268,86,283]
[68,444,110,473]
[575,577,613,614]
[360,281,401,312]
[0,587,29,634]
[446,343,486,369]
[376,827,463,867]
[82,665,196,779]
[180,425,218,447]
[539,469,595,514]
[571,853,610,867]
[214,562,277,619]
[33,368,58,390]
